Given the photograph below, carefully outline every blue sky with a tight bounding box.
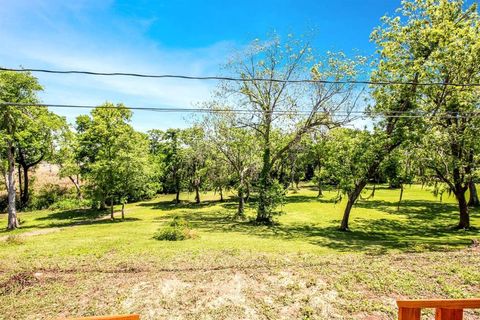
[0,0,402,131]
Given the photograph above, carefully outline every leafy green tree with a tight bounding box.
[76,103,154,219]
[380,148,415,211]
[182,126,209,204]
[322,128,378,229]
[0,71,42,229]
[402,0,480,228]
[203,107,260,218]
[338,0,478,230]
[56,127,83,199]
[15,107,66,207]
[152,129,188,203]
[221,34,364,224]
[309,131,329,197]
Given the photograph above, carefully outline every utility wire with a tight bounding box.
[2,67,480,87]
[2,102,480,119]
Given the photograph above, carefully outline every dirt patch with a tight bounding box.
[0,272,40,295]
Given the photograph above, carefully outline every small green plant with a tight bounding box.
[49,198,91,211]
[153,216,198,241]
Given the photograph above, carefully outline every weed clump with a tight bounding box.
[153,216,198,241]
[5,235,25,245]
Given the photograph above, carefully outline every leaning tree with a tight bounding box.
[338,0,479,230]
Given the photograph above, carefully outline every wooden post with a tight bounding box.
[435,308,463,320]
[398,307,421,320]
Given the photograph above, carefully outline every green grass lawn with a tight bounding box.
[1,185,479,319]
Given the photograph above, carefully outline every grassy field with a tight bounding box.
[1,185,479,319]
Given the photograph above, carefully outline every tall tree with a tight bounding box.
[56,127,83,199]
[203,107,260,218]
[338,0,477,230]
[15,107,65,207]
[221,34,364,224]
[182,126,209,204]
[76,103,154,219]
[408,0,480,229]
[322,128,378,225]
[153,129,187,204]
[0,71,43,229]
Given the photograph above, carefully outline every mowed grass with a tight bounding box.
[1,185,480,319]
[1,184,478,260]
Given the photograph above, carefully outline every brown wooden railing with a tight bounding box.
[65,315,139,320]
[397,299,480,320]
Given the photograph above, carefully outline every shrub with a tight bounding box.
[153,226,187,241]
[27,184,69,210]
[153,216,198,241]
[49,198,91,211]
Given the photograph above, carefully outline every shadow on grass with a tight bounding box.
[140,197,259,212]
[15,209,141,230]
[151,195,479,253]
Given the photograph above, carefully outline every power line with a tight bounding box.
[2,102,480,119]
[2,67,480,87]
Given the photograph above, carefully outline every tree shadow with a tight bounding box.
[150,195,479,253]
[31,209,141,229]
[354,199,462,221]
[36,209,105,221]
[285,194,340,205]
[139,199,226,211]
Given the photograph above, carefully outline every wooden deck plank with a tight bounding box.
[397,299,480,309]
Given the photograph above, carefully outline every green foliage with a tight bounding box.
[48,198,92,211]
[76,103,157,211]
[149,128,187,196]
[26,184,68,210]
[153,216,198,241]
[259,179,286,217]
[153,226,187,241]
[321,128,378,195]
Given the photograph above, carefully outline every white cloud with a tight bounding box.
[0,0,240,130]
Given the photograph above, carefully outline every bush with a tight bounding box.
[48,198,91,211]
[153,216,198,241]
[27,184,69,210]
[153,226,187,241]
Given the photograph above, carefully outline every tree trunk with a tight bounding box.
[236,188,245,220]
[340,180,367,231]
[245,183,250,203]
[20,164,29,207]
[257,135,272,223]
[68,176,83,200]
[7,145,19,230]
[219,187,224,202]
[468,181,479,207]
[110,197,114,220]
[18,166,22,206]
[317,180,323,197]
[455,190,470,229]
[175,189,180,204]
[121,203,125,221]
[397,184,404,212]
[194,184,200,204]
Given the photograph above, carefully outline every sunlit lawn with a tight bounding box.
[1,184,478,260]
[1,184,479,319]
